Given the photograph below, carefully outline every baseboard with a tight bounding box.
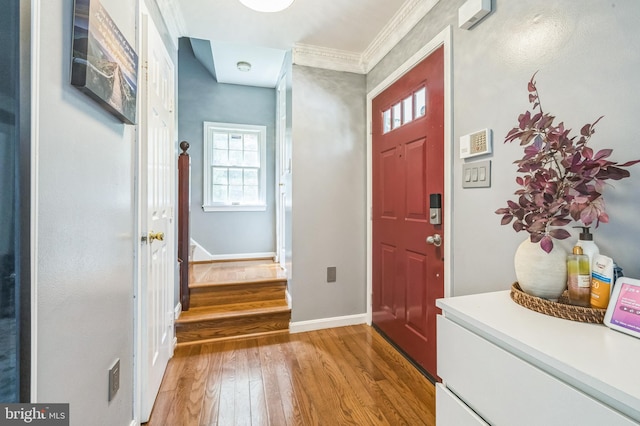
[208,252,276,261]
[130,420,138,426]
[174,302,182,320]
[290,313,367,334]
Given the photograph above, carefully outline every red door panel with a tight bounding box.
[372,46,444,379]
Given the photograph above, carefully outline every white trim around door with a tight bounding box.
[366,26,453,324]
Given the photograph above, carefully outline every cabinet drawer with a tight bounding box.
[437,316,637,426]
[436,383,488,426]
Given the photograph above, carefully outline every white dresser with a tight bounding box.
[436,291,640,426]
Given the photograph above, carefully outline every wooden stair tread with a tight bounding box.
[189,277,287,289]
[177,299,290,323]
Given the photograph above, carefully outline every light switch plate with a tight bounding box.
[462,160,491,188]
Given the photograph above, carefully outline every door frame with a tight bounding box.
[366,26,453,323]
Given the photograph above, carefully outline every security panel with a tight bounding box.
[458,0,492,30]
[460,128,492,159]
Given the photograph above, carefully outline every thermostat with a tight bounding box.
[460,128,492,159]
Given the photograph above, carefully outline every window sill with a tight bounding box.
[203,204,267,212]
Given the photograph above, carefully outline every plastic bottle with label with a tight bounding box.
[574,226,600,275]
[567,245,591,307]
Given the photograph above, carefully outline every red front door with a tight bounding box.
[372,46,444,379]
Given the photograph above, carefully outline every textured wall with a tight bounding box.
[368,0,640,296]
[178,39,276,256]
[35,0,139,424]
[291,65,367,321]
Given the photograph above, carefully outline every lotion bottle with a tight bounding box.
[567,245,591,307]
[574,226,600,275]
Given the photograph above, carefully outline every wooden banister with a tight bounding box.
[178,141,191,310]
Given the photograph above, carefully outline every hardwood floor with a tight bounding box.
[190,260,288,286]
[147,325,436,425]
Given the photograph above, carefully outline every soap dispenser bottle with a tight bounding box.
[574,226,600,274]
[567,245,591,307]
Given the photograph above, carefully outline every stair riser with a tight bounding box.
[176,311,290,343]
[190,282,286,308]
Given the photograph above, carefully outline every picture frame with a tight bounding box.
[70,0,138,124]
[604,277,640,340]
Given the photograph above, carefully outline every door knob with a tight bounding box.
[149,231,165,242]
[426,234,442,247]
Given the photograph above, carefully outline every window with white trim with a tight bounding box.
[203,122,267,211]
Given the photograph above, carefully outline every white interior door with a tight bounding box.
[140,13,175,422]
[275,74,287,268]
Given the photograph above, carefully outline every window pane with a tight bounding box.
[244,169,259,186]
[415,87,426,117]
[403,96,413,124]
[244,133,258,151]
[392,102,401,129]
[244,186,259,202]
[212,167,228,185]
[213,149,228,165]
[383,109,391,133]
[229,168,243,185]
[229,150,243,165]
[244,151,259,167]
[212,185,228,202]
[213,132,228,149]
[229,134,243,150]
[229,185,243,202]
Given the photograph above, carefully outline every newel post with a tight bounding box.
[178,141,191,310]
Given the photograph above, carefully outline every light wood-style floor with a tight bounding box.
[190,260,288,285]
[147,325,436,425]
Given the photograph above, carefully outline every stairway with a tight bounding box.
[176,260,290,345]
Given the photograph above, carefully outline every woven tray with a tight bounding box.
[510,282,606,324]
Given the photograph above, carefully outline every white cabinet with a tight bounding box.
[436,291,640,426]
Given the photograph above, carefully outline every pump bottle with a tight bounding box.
[574,226,600,274]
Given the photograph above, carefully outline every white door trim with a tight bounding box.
[366,26,453,324]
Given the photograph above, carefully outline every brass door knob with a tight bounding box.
[149,231,165,242]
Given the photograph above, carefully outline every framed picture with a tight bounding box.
[71,0,137,124]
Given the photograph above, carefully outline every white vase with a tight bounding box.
[514,238,567,301]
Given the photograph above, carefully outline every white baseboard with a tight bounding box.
[290,313,367,334]
[208,252,276,261]
[189,239,275,262]
[130,420,138,426]
[174,302,182,320]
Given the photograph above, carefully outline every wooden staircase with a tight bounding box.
[176,260,290,345]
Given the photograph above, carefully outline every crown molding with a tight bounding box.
[362,0,440,72]
[154,0,187,49]
[292,0,439,74]
[292,44,365,74]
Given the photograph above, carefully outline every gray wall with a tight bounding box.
[291,66,367,321]
[368,0,640,296]
[178,39,276,256]
[36,0,141,424]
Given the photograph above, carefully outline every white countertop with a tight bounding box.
[437,291,640,422]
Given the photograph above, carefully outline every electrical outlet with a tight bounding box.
[108,359,120,402]
[327,267,337,283]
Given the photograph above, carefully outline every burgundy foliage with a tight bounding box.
[496,73,640,253]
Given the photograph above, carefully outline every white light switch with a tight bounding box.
[462,160,491,188]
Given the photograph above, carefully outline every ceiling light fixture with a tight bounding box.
[238,0,295,13]
[237,61,252,72]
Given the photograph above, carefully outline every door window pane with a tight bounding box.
[392,102,401,129]
[403,95,413,124]
[383,109,391,133]
[415,87,426,118]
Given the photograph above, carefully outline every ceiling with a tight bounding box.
[172,0,419,88]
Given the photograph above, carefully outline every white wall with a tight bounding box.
[35,0,137,423]
[368,0,640,297]
[291,65,367,321]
